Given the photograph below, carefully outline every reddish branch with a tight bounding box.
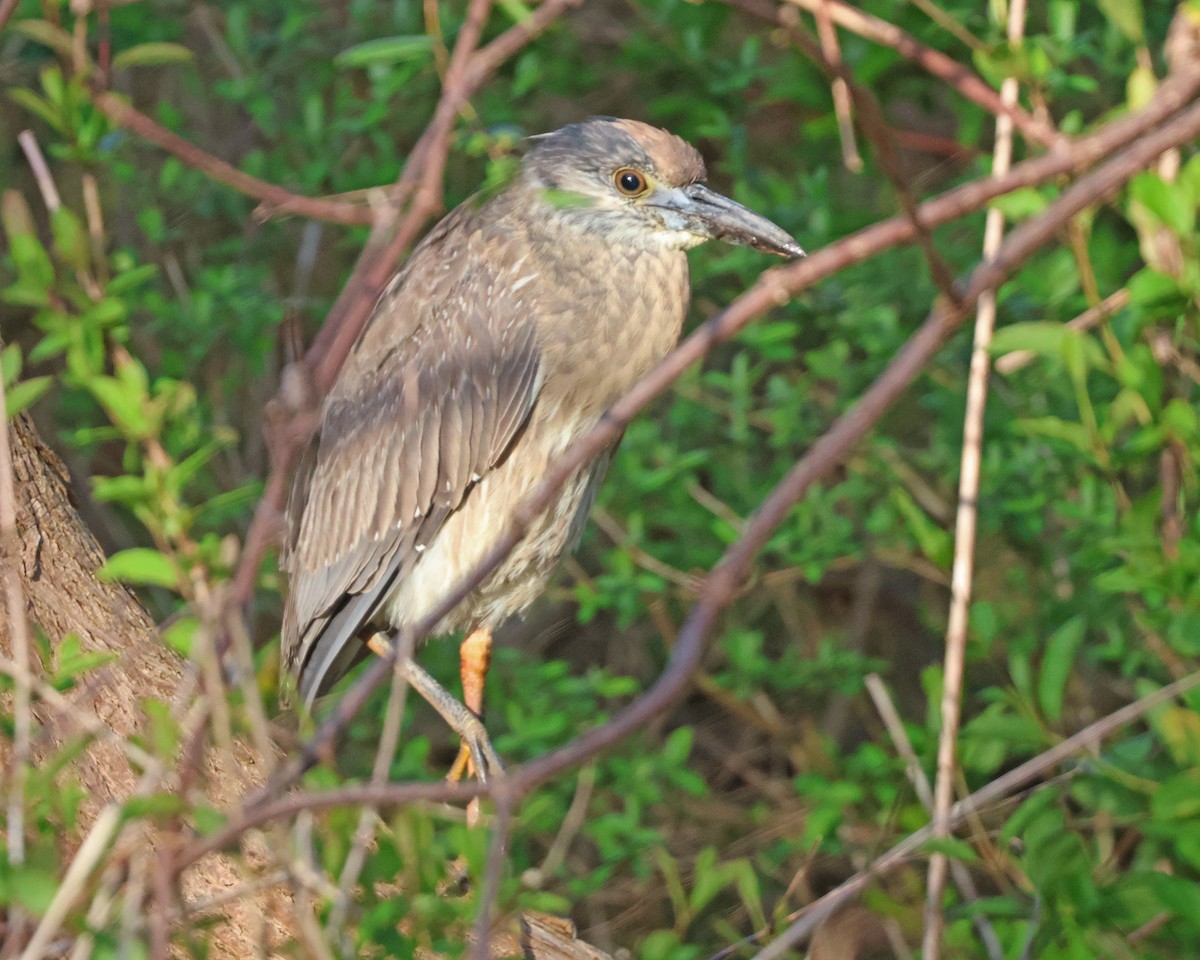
[753,670,1200,959]
[763,8,965,302]
[176,78,1200,871]
[88,0,581,232]
[771,0,1064,149]
[89,91,375,226]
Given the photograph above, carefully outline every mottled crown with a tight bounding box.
[525,117,706,189]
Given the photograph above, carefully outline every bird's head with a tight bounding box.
[523,117,804,258]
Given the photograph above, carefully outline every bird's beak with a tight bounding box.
[653,183,805,258]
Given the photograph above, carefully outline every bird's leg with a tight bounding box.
[366,632,503,783]
[447,626,494,783]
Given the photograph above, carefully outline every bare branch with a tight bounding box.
[725,0,1062,148]
[753,670,1200,960]
[88,91,375,226]
[924,2,1026,954]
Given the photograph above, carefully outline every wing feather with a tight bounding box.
[281,214,544,707]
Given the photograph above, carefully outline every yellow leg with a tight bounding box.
[367,628,497,827]
[366,633,391,657]
[447,627,493,784]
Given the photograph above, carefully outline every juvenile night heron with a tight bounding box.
[280,117,802,778]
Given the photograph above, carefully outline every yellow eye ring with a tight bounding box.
[614,168,649,196]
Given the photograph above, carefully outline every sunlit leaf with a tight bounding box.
[97,547,181,589]
[10,19,74,57]
[112,42,195,70]
[333,35,434,68]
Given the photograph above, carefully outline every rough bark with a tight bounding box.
[0,412,292,957]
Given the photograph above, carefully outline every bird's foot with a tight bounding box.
[372,638,504,782]
[450,709,504,786]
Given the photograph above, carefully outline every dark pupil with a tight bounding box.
[620,172,642,192]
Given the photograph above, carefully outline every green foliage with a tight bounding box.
[1,0,1199,955]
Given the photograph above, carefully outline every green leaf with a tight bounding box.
[97,548,181,589]
[990,322,1107,371]
[105,263,158,295]
[122,793,186,819]
[890,486,951,568]
[1129,172,1195,237]
[1097,0,1144,42]
[161,617,199,656]
[88,374,149,436]
[990,187,1049,220]
[85,298,128,329]
[168,434,234,495]
[1162,398,1198,441]
[142,698,181,757]
[8,87,64,131]
[333,35,434,69]
[10,865,59,915]
[10,19,74,57]
[92,473,150,504]
[51,207,89,272]
[1150,704,1200,768]
[1015,417,1094,453]
[5,377,52,417]
[1,344,22,385]
[7,233,55,290]
[111,42,195,70]
[1126,266,1181,308]
[660,725,693,767]
[1127,65,1156,110]
[496,0,533,23]
[1037,615,1086,724]
[54,632,118,685]
[192,804,227,837]
[1152,771,1200,820]
[920,837,981,862]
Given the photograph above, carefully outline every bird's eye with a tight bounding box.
[614,168,649,196]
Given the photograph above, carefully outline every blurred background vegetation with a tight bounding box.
[2,0,1200,956]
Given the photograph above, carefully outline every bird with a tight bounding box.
[279,117,803,779]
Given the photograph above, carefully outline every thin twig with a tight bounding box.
[923,2,1025,955]
[994,288,1131,374]
[753,670,1200,960]
[87,91,375,226]
[865,676,1005,960]
[814,0,862,171]
[326,632,414,944]
[0,0,20,34]
[469,796,514,960]
[18,807,124,960]
[774,9,964,304]
[177,869,290,919]
[733,0,1061,149]
[0,398,32,887]
[907,0,985,52]
[16,132,62,212]
[525,764,597,887]
[18,698,214,960]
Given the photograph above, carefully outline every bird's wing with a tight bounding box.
[280,229,544,707]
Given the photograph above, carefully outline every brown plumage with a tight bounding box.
[280,117,802,771]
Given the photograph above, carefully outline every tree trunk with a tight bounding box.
[1,413,293,957]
